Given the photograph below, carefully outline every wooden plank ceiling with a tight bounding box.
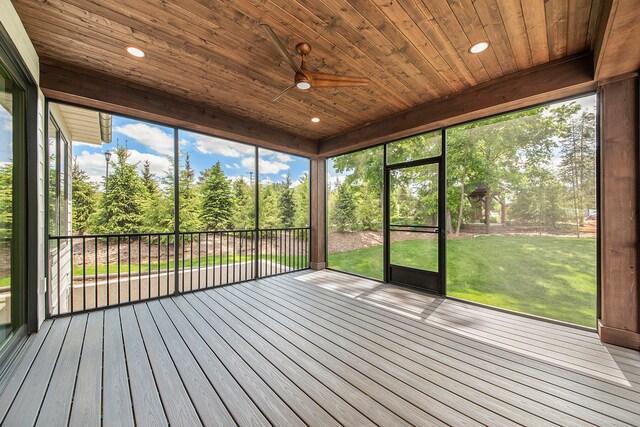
[12,0,601,141]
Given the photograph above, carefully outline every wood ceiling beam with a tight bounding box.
[593,0,640,80]
[39,61,317,157]
[318,54,596,157]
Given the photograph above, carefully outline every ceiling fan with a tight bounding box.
[260,24,370,101]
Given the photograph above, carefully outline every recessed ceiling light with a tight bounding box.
[311,117,320,123]
[126,46,145,58]
[469,42,489,54]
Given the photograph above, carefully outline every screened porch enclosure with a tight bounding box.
[327,94,598,328]
[46,102,311,316]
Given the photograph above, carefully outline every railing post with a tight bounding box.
[254,146,260,279]
[173,128,180,295]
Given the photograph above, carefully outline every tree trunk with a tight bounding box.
[484,193,491,235]
[445,209,454,234]
[455,170,466,235]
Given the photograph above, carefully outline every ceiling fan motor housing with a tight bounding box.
[294,71,311,90]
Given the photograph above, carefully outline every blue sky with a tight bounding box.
[0,103,12,166]
[73,115,309,188]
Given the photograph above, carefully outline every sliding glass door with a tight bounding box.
[0,61,25,349]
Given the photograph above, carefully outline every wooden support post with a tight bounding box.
[310,157,326,270]
[598,74,640,350]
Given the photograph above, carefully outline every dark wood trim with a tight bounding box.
[598,75,639,350]
[39,62,317,157]
[593,0,640,80]
[309,158,326,270]
[593,0,617,80]
[318,54,596,157]
[597,320,640,350]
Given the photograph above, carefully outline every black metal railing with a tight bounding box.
[47,227,309,316]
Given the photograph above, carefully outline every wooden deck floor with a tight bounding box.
[0,269,638,426]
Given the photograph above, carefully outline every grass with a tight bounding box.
[72,254,307,277]
[328,235,597,327]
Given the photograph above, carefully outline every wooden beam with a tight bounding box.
[594,0,640,80]
[318,54,596,157]
[39,61,317,157]
[309,158,326,270]
[598,75,640,350]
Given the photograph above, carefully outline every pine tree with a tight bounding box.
[71,159,98,234]
[333,180,356,232]
[141,160,158,194]
[177,152,202,231]
[294,173,309,227]
[94,145,148,234]
[231,176,254,229]
[259,182,279,229]
[200,161,234,230]
[278,174,296,228]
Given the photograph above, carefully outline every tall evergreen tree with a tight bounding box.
[71,159,98,234]
[177,152,202,231]
[94,145,148,234]
[333,180,356,232]
[231,176,254,229]
[141,160,158,194]
[200,161,234,230]
[558,109,596,229]
[294,173,309,227]
[259,182,279,229]
[278,174,296,228]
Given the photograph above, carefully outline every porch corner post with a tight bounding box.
[310,157,326,270]
[173,127,180,295]
[597,73,640,350]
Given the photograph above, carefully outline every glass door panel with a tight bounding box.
[386,161,442,293]
[0,65,19,346]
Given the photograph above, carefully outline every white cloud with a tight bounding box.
[274,152,292,162]
[242,157,289,174]
[260,149,294,164]
[115,123,174,156]
[72,140,99,148]
[74,149,171,185]
[194,135,254,158]
[2,120,11,132]
[224,163,240,169]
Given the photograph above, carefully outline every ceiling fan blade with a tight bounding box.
[272,84,295,102]
[307,71,370,87]
[260,24,303,74]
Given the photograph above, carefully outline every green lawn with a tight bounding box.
[328,235,597,327]
[72,254,307,277]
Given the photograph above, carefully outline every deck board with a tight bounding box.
[260,274,633,425]
[69,311,103,427]
[2,316,70,426]
[102,308,134,427]
[134,303,202,427]
[159,298,271,427]
[119,305,167,427]
[0,269,638,426]
[36,314,87,427]
[0,320,52,422]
